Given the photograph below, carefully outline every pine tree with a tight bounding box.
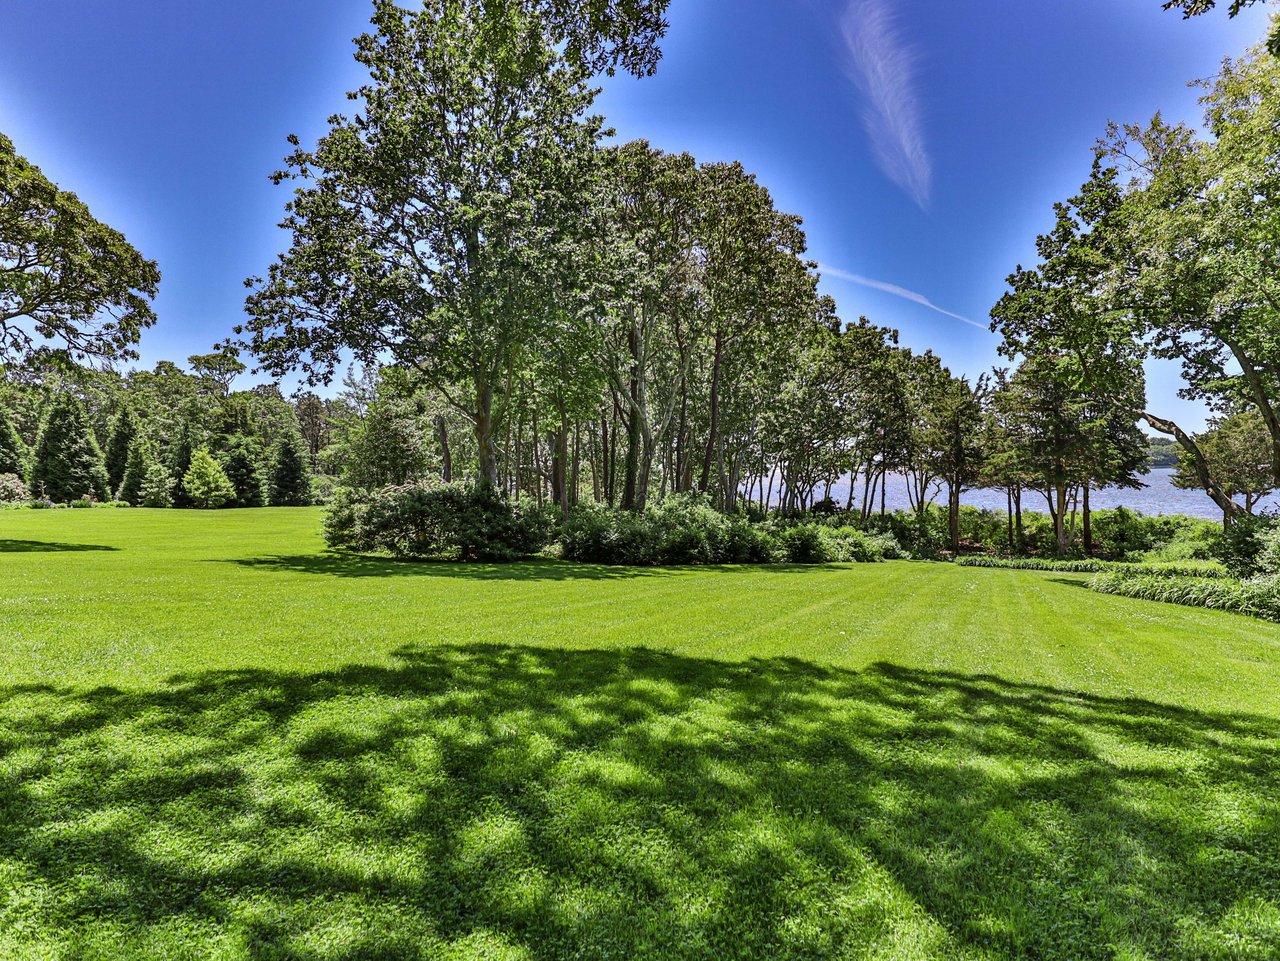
[182,447,235,509]
[140,461,175,508]
[28,394,109,502]
[219,435,267,508]
[104,403,137,493]
[116,436,152,505]
[269,432,313,506]
[168,420,195,507]
[0,403,25,477]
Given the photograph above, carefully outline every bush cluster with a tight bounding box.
[1090,570,1280,623]
[324,481,554,561]
[559,496,904,566]
[0,473,28,504]
[560,498,774,565]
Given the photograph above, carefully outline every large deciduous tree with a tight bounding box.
[241,0,621,488]
[0,132,159,365]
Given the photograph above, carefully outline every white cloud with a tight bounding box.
[818,263,989,330]
[840,0,932,208]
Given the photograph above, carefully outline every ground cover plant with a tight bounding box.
[1,509,1279,960]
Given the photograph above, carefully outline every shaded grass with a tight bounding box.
[2,646,1278,960]
[1,509,1280,958]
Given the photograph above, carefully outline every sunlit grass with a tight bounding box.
[2,508,1279,959]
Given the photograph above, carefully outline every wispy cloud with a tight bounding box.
[839,0,931,208]
[818,263,988,330]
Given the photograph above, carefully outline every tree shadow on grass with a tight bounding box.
[221,553,681,580]
[1,645,1277,960]
[221,553,862,581]
[0,539,119,553]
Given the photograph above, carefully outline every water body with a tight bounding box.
[814,469,1278,521]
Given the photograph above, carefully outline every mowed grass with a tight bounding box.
[1,509,1279,960]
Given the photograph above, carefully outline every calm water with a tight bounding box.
[811,469,1278,521]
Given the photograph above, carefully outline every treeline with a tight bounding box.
[0,352,317,508]
[5,1,1279,566]
[226,1,1280,560]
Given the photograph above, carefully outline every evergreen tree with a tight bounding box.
[104,403,137,492]
[269,432,313,506]
[182,447,235,509]
[0,403,25,477]
[168,420,195,507]
[28,394,109,502]
[140,460,175,508]
[116,436,152,505]
[220,435,267,507]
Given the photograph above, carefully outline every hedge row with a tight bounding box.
[956,556,1229,578]
[1089,571,1280,622]
[323,486,909,566]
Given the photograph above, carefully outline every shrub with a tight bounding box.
[1216,513,1278,579]
[69,496,95,508]
[182,448,236,509]
[561,496,782,566]
[140,461,175,508]
[0,473,28,503]
[1255,526,1280,577]
[310,473,341,505]
[323,481,551,561]
[1090,570,1280,623]
[776,523,829,563]
[560,504,656,565]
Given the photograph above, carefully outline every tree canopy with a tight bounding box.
[0,132,160,366]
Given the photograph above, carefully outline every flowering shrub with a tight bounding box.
[0,473,27,504]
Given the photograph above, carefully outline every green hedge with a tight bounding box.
[956,557,1228,578]
[1089,571,1280,622]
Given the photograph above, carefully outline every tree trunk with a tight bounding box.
[699,333,724,492]
[1082,483,1092,557]
[1006,488,1014,553]
[948,483,961,553]
[1053,484,1069,557]
[474,374,499,489]
[1014,485,1025,554]
[436,414,452,483]
[1140,410,1242,521]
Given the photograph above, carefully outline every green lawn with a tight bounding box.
[2,508,1278,960]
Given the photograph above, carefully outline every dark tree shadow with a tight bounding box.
[220,553,863,581]
[0,539,119,553]
[1,645,1277,959]
[220,553,679,580]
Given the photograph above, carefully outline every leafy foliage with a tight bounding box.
[181,447,235,509]
[0,471,27,503]
[0,131,159,365]
[139,460,175,508]
[1091,569,1280,622]
[324,481,554,561]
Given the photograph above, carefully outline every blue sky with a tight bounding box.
[1,0,1271,428]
